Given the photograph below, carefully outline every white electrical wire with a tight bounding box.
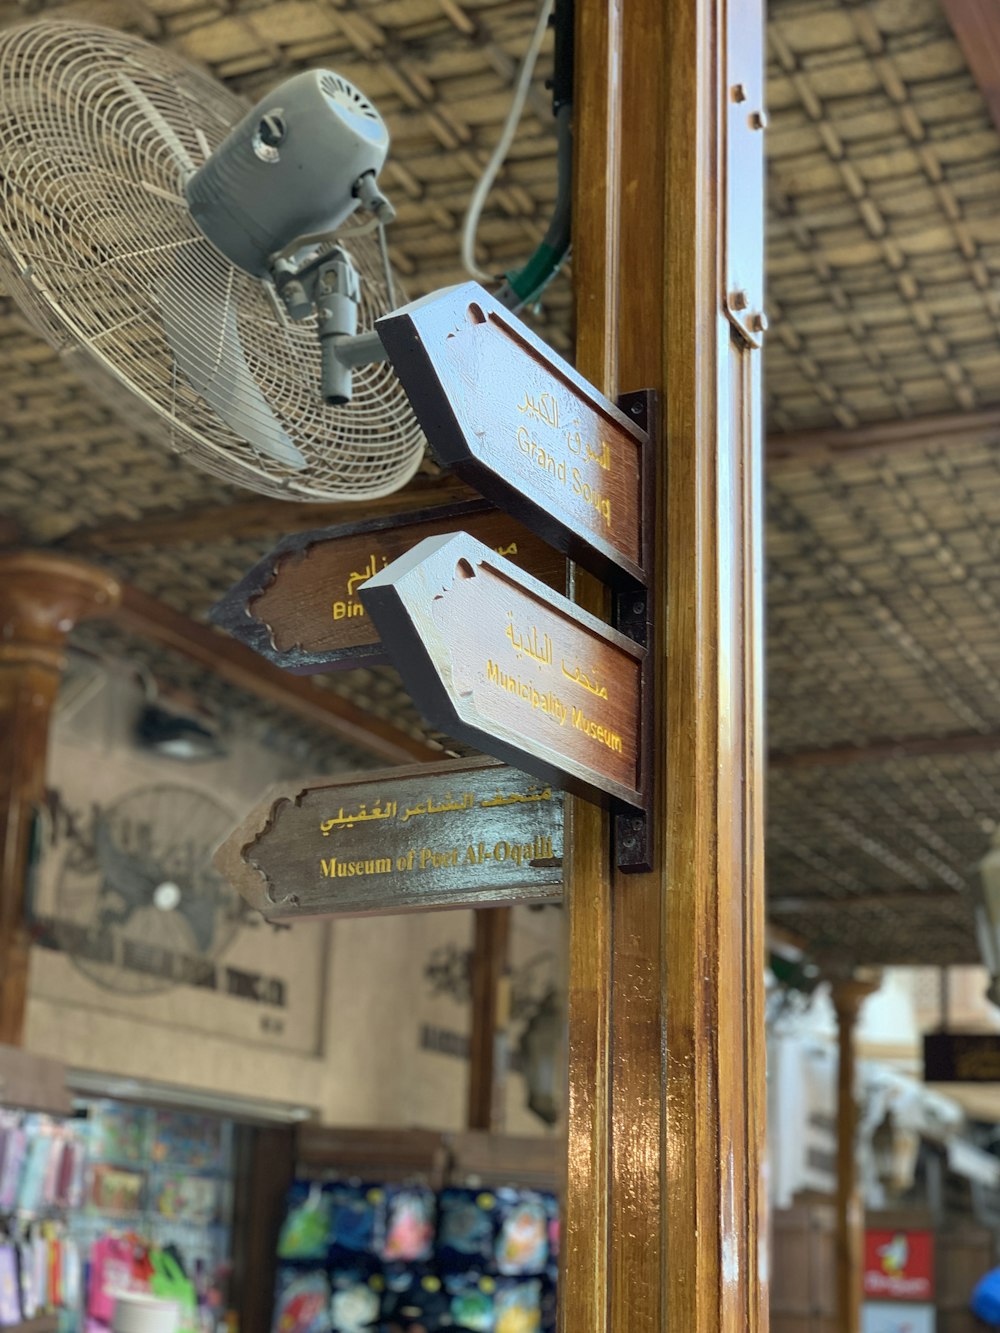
[461,0,555,285]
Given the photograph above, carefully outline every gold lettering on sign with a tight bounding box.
[317,785,554,837]
[514,426,613,529]
[955,1048,1000,1079]
[332,599,366,621]
[518,391,560,429]
[317,836,557,881]
[486,660,568,725]
[571,706,624,755]
[320,856,393,877]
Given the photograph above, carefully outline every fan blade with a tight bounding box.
[95,817,160,907]
[160,259,308,470]
[177,891,218,955]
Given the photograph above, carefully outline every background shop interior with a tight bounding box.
[4,0,1000,1330]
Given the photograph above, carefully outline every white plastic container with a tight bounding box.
[112,1292,180,1333]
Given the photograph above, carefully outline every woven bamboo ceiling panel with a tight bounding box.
[767,0,1000,431]
[0,0,998,964]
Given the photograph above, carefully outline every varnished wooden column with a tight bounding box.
[0,552,120,1046]
[466,907,511,1131]
[564,0,766,1326]
[831,975,880,1333]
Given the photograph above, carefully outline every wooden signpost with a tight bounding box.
[924,1031,1000,1082]
[359,532,649,820]
[214,757,563,920]
[215,282,655,892]
[376,283,652,588]
[210,500,565,674]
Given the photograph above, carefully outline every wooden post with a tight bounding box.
[563,0,767,1326]
[0,552,120,1046]
[466,907,511,1131]
[831,975,880,1333]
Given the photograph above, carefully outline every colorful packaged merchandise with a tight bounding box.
[378,1272,449,1331]
[494,1278,542,1333]
[437,1190,497,1272]
[375,1188,435,1264]
[444,1272,496,1331]
[0,1245,20,1326]
[278,1182,332,1261]
[329,1184,378,1263]
[329,1267,381,1332]
[151,1112,223,1172]
[493,1191,549,1278]
[272,1267,332,1333]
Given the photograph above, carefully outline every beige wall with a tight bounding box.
[23,667,563,1139]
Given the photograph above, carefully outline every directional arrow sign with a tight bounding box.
[210,500,564,673]
[360,533,648,811]
[214,757,563,920]
[376,283,652,588]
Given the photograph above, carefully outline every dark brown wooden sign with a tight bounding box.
[376,283,651,588]
[360,532,648,812]
[924,1031,1000,1082]
[209,500,565,673]
[214,757,563,920]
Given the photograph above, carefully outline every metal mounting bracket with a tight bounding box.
[614,388,656,873]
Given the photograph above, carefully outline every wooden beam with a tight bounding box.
[115,584,442,766]
[767,405,1000,467]
[60,475,478,555]
[770,729,1000,769]
[466,907,511,1132]
[770,891,965,914]
[831,976,881,1333]
[562,0,767,1327]
[941,0,1000,139]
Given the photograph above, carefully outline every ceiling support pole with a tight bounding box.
[466,906,511,1132]
[831,974,881,1333]
[563,0,767,1324]
[0,553,120,1046]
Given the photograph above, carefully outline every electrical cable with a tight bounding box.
[496,100,571,310]
[460,0,555,285]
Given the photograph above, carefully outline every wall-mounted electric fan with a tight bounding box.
[0,21,424,501]
[52,784,243,997]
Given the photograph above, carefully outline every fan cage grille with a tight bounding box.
[0,20,424,502]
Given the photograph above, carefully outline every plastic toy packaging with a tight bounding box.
[494,1279,542,1333]
[0,1244,20,1326]
[0,1129,26,1213]
[444,1273,496,1331]
[277,1182,332,1261]
[328,1184,378,1263]
[437,1190,497,1272]
[152,1111,224,1172]
[493,1191,549,1277]
[87,1233,141,1323]
[272,1267,332,1333]
[329,1267,381,1332]
[376,1188,435,1265]
[379,1273,450,1331]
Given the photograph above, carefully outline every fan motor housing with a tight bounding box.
[185,69,390,276]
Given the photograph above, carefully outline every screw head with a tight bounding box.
[731,83,748,103]
[749,109,769,130]
[729,289,750,312]
[630,401,643,416]
[750,311,770,334]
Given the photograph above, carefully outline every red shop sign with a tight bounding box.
[863,1230,934,1303]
